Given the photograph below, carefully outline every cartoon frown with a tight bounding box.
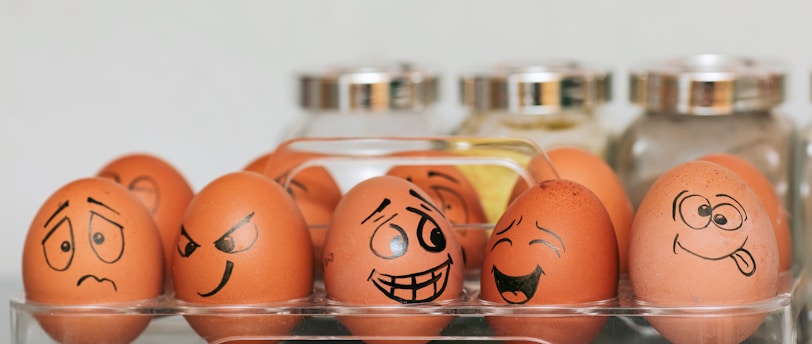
[629,160,779,344]
[322,176,464,344]
[22,177,164,344]
[172,171,313,343]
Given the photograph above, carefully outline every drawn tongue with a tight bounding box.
[730,248,756,277]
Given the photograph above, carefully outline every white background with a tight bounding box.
[2,0,812,294]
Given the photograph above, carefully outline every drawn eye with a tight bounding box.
[42,217,75,271]
[371,223,408,259]
[89,212,125,264]
[409,207,446,253]
[214,220,258,254]
[432,186,468,224]
[177,226,199,258]
[678,194,712,229]
[712,203,744,231]
[128,176,159,214]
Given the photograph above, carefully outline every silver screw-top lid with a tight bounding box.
[299,62,438,112]
[460,60,611,115]
[630,54,785,116]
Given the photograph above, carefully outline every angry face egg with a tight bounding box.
[629,160,779,344]
[22,177,164,344]
[481,179,618,344]
[172,171,314,343]
[322,175,464,343]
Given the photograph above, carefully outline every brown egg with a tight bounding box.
[96,153,193,291]
[698,153,791,272]
[482,179,618,344]
[22,177,164,344]
[322,176,465,344]
[629,161,779,344]
[511,146,634,274]
[262,149,341,275]
[386,150,488,274]
[173,171,313,343]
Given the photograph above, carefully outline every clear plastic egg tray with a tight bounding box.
[10,137,810,343]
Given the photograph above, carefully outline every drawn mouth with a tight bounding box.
[492,265,544,304]
[198,260,234,297]
[368,253,453,303]
[674,235,755,276]
[77,274,117,292]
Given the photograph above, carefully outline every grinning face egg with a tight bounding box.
[323,176,464,343]
[22,177,164,344]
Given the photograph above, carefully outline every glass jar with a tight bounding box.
[454,60,612,156]
[287,62,442,139]
[612,54,797,225]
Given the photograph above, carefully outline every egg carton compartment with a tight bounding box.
[9,265,809,343]
[13,136,807,343]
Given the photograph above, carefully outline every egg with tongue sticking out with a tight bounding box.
[629,160,779,344]
[322,176,465,344]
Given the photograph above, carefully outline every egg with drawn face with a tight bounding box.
[481,179,618,344]
[322,176,464,344]
[629,160,779,344]
[22,177,164,344]
[172,171,313,343]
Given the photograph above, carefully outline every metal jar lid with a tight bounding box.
[299,62,438,112]
[460,60,611,115]
[630,54,785,116]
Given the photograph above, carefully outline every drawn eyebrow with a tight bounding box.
[408,189,445,218]
[715,193,748,220]
[44,200,69,228]
[495,216,522,235]
[535,221,565,253]
[87,197,120,215]
[672,190,690,221]
[218,212,255,239]
[427,170,459,184]
[363,198,391,225]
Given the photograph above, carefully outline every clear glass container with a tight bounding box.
[287,62,443,139]
[454,60,612,157]
[611,54,797,235]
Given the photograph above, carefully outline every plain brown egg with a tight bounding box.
[96,153,193,291]
[629,160,779,344]
[386,150,489,274]
[242,151,271,173]
[22,177,164,344]
[698,153,791,272]
[482,179,618,344]
[322,176,465,344]
[511,146,634,274]
[172,171,314,343]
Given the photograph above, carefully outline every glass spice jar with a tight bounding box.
[454,60,612,157]
[287,62,442,139]
[612,54,797,226]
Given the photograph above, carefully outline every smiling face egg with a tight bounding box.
[22,177,164,343]
[629,160,779,344]
[322,176,464,343]
[172,171,313,342]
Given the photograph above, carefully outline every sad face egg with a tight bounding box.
[629,160,779,344]
[22,177,164,344]
[323,176,464,343]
